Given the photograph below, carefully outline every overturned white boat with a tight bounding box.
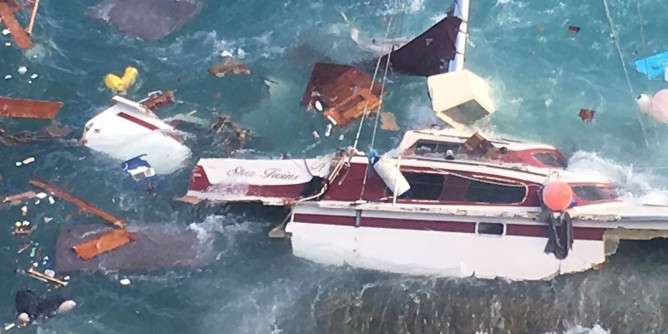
[80,94,191,174]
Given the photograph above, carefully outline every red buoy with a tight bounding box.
[542,181,573,211]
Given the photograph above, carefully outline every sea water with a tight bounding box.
[1,0,668,333]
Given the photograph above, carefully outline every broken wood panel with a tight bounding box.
[72,228,138,260]
[28,178,126,228]
[0,2,32,49]
[0,97,63,119]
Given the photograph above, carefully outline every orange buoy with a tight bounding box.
[542,181,574,211]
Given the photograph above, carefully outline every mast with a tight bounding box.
[449,0,470,72]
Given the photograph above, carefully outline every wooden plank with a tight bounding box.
[29,178,126,228]
[25,0,39,35]
[0,96,63,119]
[72,229,138,260]
[0,2,32,49]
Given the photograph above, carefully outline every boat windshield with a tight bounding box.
[572,184,618,203]
[532,151,567,168]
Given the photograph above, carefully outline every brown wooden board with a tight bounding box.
[0,97,63,119]
[29,178,126,228]
[0,2,32,49]
[301,62,384,127]
[72,229,138,260]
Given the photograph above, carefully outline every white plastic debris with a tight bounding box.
[120,278,131,286]
[17,66,27,75]
[30,73,38,80]
[2,28,9,36]
[34,200,40,205]
[36,192,48,199]
[338,134,344,141]
[325,124,332,137]
[312,131,320,139]
[20,206,27,215]
[4,74,11,80]
[43,217,53,223]
[4,42,10,47]
[4,323,15,331]
[44,269,55,277]
[64,276,70,281]
[15,161,22,166]
[22,221,30,226]
[22,157,35,165]
[48,196,55,205]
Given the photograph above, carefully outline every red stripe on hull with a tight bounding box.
[116,112,159,131]
[292,213,606,240]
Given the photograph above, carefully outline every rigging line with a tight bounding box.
[602,0,650,147]
[357,0,402,200]
[351,13,396,151]
[635,0,659,144]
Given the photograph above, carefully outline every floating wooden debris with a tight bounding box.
[578,108,595,122]
[0,122,73,146]
[25,267,68,287]
[379,111,399,131]
[1,190,37,204]
[139,90,175,111]
[567,25,581,35]
[535,25,545,31]
[0,1,32,48]
[301,62,384,127]
[28,178,126,228]
[0,97,63,119]
[72,228,138,261]
[208,57,251,78]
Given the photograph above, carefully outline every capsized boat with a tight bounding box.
[80,93,191,174]
[179,0,668,281]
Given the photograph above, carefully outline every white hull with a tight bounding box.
[81,96,191,174]
[286,203,608,281]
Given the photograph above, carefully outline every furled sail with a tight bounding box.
[378,15,463,77]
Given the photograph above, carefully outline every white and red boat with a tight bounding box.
[179,0,668,281]
[80,93,191,174]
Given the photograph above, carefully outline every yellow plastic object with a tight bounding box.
[104,66,138,92]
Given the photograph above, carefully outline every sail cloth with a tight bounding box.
[378,15,463,77]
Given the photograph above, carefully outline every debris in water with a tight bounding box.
[567,25,581,35]
[17,66,27,74]
[208,57,251,78]
[379,111,399,131]
[535,25,545,31]
[578,108,595,122]
[104,66,138,93]
[72,228,138,260]
[29,178,127,228]
[25,267,69,286]
[301,62,384,127]
[0,96,63,119]
[121,154,156,181]
[120,278,131,285]
[139,90,175,111]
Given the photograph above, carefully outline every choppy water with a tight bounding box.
[2,0,668,333]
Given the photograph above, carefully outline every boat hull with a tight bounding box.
[286,202,607,280]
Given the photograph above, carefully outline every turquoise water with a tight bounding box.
[2,0,668,333]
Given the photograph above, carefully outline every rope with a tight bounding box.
[601,0,650,147]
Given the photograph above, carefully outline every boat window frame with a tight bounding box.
[475,222,505,237]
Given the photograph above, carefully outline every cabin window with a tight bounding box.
[572,185,617,202]
[476,222,504,236]
[404,173,444,200]
[532,152,568,168]
[465,178,526,204]
[414,141,460,157]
